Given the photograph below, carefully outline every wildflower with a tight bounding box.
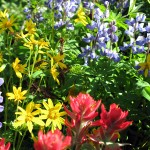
[48,53,67,85]
[92,103,132,132]
[0,138,11,150]
[0,15,17,33]
[64,93,101,149]
[0,78,4,128]
[64,93,101,124]
[37,38,49,50]
[74,6,88,26]
[6,86,27,103]
[34,129,71,150]
[89,103,132,150]
[0,10,8,18]
[23,35,38,50]
[13,101,45,133]
[50,64,60,85]
[24,35,49,50]
[40,98,66,132]
[138,54,150,77]
[24,19,36,34]
[50,53,67,70]
[12,58,26,78]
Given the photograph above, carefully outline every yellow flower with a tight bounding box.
[23,35,38,50]
[23,35,49,50]
[53,53,67,69]
[0,15,17,33]
[24,19,36,34]
[50,64,60,85]
[74,6,88,26]
[12,58,26,78]
[6,86,27,103]
[14,101,45,133]
[16,30,29,39]
[40,99,66,132]
[0,52,6,72]
[0,10,8,18]
[37,38,49,50]
[138,54,150,77]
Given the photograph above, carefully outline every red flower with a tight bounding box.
[64,93,101,124]
[0,138,11,150]
[34,129,71,150]
[64,93,101,150]
[93,103,132,132]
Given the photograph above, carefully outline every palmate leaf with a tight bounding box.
[128,0,143,17]
[104,11,128,30]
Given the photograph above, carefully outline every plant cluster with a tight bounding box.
[0,0,150,149]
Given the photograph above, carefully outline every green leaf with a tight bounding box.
[128,0,136,14]
[136,80,150,88]
[142,86,150,101]
[31,70,45,79]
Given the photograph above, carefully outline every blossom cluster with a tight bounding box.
[33,93,132,150]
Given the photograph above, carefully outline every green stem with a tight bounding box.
[16,130,27,150]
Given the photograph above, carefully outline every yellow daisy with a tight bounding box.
[6,86,27,103]
[12,58,27,78]
[40,98,66,132]
[0,15,17,33]
[14,101,45,133]
[50,64,60,85]
[24,19,36,34]
[0,9,8,18]
[138,54,150,77]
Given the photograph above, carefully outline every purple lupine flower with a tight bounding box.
[146,23,150,32]
[0,78,4,128]
[83,1,94,9]
[103,49,120,62]
[136,36,146,46]
[136,13,146,22]
[120,13,148,54]
[83,33,95,43]
[54,19,65,29]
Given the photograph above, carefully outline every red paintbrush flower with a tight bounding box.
[93,103,132,132]
[64,93,101,150]
[0,138,11,150]
[34,129,71,150]
[64,92,101,124]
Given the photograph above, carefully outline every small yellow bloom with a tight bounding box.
[53,53,67,69]
[6,86,27,103]
[12,58,26,78]
[14,101,45,133]
[16,30,29,39]
[74,6,88,26]
[23,35,38,50]
[40,99,66,132]
[0,10,8,18]
[51,64,60,85]
[37,38,49,50]
[138,54,150,77]
[0,15,17,33]
[23,35,49,50]
[24,19,36,34]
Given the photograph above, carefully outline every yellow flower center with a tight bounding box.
[15,91,23,100]
[5,21,12,28]
[48,109,58,120]
[26,113,33,121]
